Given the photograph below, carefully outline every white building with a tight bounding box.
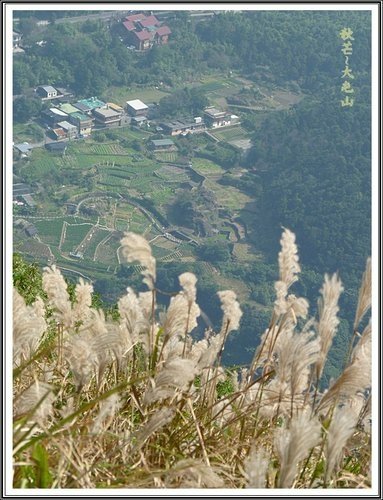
[126,99,149,116]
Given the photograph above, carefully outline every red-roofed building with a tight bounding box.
[137,15,160,28]
[155,25,171,44]
[122,20,135,31]
[125,13,146,22]
[121,12,171,50]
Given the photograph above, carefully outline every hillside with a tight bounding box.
[12,9,372,384]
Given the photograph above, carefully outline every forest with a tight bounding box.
[13,10,372,384]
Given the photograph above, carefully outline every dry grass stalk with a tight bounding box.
[12,229,372,490]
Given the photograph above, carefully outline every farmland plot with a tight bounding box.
[89,143,127,155]
[94,233,120,265]
[81,227,112,260]
[155,165,190,183]
[60,223,93,253]
[33,219,66,245]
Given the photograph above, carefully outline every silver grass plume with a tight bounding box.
[318,323,371,411]
[179,272,197,303]
[64,331,95,389]
[315,273,344,381]
[269,328,320,412]
[120,232,156,289]
[278,228,301,287]
[163,293,200,340]
[118,287,147,349]
[81,309,123,378]
[134,407,175,449]
[164,459,225,488]
[354,258,371,330]
[143,358,197,405]
[42,265,72,327]
[274,229,301,316]
[274,411,321,488]
[138,290,154,318]
[14,380,55,425]
[325,404,359,481]
[91,393,121,434]
[217,290,242,334]
[72,278,93,323]
[13,289,47,366]
[244,447,271,488]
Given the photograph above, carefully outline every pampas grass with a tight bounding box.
[12,229,372,490]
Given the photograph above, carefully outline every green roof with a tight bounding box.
[71,112,91,121]
[59,103,79,114]
[77,97,106,110]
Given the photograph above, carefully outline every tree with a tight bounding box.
[198,239,231,263]
[13,96,42,123]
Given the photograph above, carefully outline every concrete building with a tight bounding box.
[93,107,122,126]
[41,107,69,127]
[160,118,205,136]
[126,99,149,116]
[57,121,78,138]
[74,97,106,115]
[204,107,233,128]
[68,112,93,136]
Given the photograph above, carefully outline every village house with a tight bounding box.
[51,127,67,141]
[204,107,233,128]
[57,121,78,139]
[131,115,148,127]
[59,103,81,115]
[122,13,171,51]
[13,30,24,54]
[149,138,176,151]
[13,182,34,200]
[68,112,93,137]
[93,106,122,127]
[41,107,69,127]
[36,85,58,100]
[13,143,32,157]
[126,99,149,116]
[160,117,205,136]
[45,142,68,154]
[73,97,106,115]
[13,30,22,48]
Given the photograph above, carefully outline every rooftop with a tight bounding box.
[204,107,229,118]
[38,85,57,93]
[126,13,146,22]
[76,97,106,111]
[14,143,32,154]
[132,115,147,122]
[94,108,121,118]
[106,102,124,112]
[133,30,153,41]
[138,15,160,28]
[52,128,66,138]
[162,119,201,130]
[59,103,79,115]
[123,20,135,31]
[49,107,68,117]
[57,120,77,130]
[70,112,92,122]
[156,25,171,36]
[46,142,68,151]
[126,99,148,111]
